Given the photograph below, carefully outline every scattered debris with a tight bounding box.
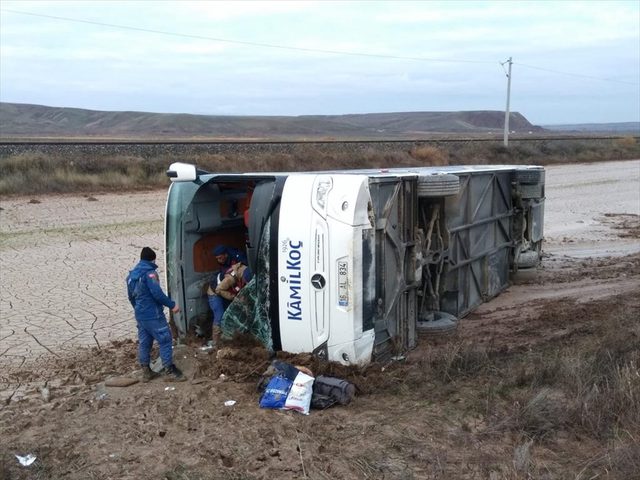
[104,377,139,387]
[150,358,164,373]
[224,400,236,407]
[15,454,36,467]
[40,381,51,402]
[258,360,356,414]
[95,385,109,401]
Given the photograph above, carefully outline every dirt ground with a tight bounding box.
[1,160,639,479]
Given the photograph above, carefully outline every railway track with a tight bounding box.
[0,135,636,146]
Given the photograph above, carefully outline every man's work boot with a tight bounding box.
[212,325,222,349]
[141,365,158,383]
[164,364,186,382]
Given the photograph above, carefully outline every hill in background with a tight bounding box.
[0,102,544,140]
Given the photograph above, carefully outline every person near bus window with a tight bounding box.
[207,245,248,346]
[212,244,246,271]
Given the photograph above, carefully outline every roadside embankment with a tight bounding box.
[0,136,638,195]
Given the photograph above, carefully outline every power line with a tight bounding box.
[3,8,637,87]
[515,62,638,86]
[0,8,494,65]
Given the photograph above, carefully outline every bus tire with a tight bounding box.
[520,182,544,199]
[517,250,540,269]
[515,168,545,185]
[417,174,460,198]
[417,311,459,335]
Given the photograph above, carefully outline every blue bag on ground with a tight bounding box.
[259,375,293,409]
[257,360,300,393]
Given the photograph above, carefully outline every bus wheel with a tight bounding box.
[417,174,460,198]
[515,168,545,184]
[417,311,458,336]
[519,182,544,199]
[517,250,540,269]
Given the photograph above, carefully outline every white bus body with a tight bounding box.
[165,164,545,365]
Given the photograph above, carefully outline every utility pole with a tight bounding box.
[502,57,513,147]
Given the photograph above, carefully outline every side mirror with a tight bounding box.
[166,162,197,182]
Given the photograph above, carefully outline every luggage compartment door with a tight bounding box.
[441,171,514,317]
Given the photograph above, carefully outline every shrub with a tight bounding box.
[429,341,495,383]
[507,329,640,439]
[615,136,637,148]
[570,348,640,438]
[410,145,449,165]
[508,388,569,439]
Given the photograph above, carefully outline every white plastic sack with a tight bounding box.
[284,371,314,415]
[15,454,36,467]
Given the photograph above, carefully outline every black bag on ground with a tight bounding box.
[312,375,356,406]
[310,392,336,410]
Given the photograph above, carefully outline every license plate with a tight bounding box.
[338,260,348,306]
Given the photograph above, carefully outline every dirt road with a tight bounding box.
[543,159,640,257]
[1,160,639,479]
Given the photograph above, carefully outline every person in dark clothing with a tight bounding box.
[127,247,185,382]
[212,244,246,269]
[206,245,248,347]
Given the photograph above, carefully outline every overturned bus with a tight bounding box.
[164,163,545,365]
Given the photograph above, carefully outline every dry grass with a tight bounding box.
[410,145,449,165]
[585,436,640,480]
[615,135,637,148]
[572,338,640,438]
[384,292,640,478]
[1,138,639,195]
[427,341,496,383]
[0,152,166,195]
[507,388,569,439]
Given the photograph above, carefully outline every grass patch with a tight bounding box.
[380,292,639,449]
[1,138,639,195]
[496,317,640,440]
[428,341,497,383]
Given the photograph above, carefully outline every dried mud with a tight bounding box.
[1,161,639,479]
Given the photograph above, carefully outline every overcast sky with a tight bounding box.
[1,0,638,125]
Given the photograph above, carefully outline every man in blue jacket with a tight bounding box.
[127,247,185,382]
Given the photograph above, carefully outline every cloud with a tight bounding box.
[179,0,315,20]
[1,0,638,122]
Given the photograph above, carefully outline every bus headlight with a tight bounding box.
[313,177,333,215]
[312,341,328,360]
